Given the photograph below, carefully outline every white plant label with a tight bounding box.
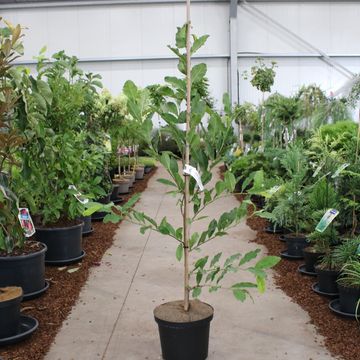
[176,123,187,131]
[104,134,112,152]
[183,164,204,191]
[268,185,281,196]
[315,209,339,233]
[18,208,36,238]
[331,163,350,178]
[313,162,325,178]
[68,185,89,204]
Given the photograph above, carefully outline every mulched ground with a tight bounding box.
[0,168,157,360]
[239,195,360,360]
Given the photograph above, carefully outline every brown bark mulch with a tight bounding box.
[244,202,360,360]
[0,168,157,360]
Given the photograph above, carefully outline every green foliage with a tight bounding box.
[244,58,277,93]
[86,26,279,306]
[0,18,27,252]
[338,259,360,288]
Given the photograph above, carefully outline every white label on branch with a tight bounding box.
[268,185,281,195]
[315,209,339,233]
[183,164,204,191]
[18,208,36,238]
[331,163,350,178]
[68,185,89,204]
[176,123,187,131]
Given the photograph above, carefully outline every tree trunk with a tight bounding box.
[183,0,192,312]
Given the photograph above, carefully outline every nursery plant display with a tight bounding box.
[0,18,40,345]
[86,12,280,359]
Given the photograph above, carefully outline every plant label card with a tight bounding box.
[18,208,36,237]
[312,162,325,178]
[176,123,187,131]
[68,185,89,204]
[104,134,112,152]
[331,163,350,178]
[268,185,281,196]
[315,209,339,233]
[183,164,204,191]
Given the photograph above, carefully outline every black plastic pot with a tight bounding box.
[338,284,360,315]
[0,242,47,300]
[92,194,111,221]
[0,289,22,338]
[315,267,339,294]
[303,248,324,273]
[110,184,120,201]
[250,195,265,209]
[144,166,152,174]
[284,234,309,257]
[154,305,213,360]
[35,222,83,264]
[81,216,92,234]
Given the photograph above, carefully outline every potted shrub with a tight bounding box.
[86,23,279,359]
[335,258,360,316]
[17,52,104,264]
[0,19,49,300]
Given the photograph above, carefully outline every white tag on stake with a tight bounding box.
[183,164,204,192]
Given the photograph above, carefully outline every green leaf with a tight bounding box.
[191,34,209,54]
[103,213,121,224]
[210,252,222,268]
[215,181,226,196]
[157,178,177,187]
[255,256,280,270]
[175,25,187,48]
[224,253,241,267]
[123,80,138,99]
[192,287,202,298]
[191,63,207,84]
[239,249,261,266]
[176,244,183,261]
[194,256,208,270]
[224,171,236,192]
[83,202,103,216]
[232,282,257,289]
[196,270,203,285]
[232,289,246,302]
[36,79,52,105]
[256,276,266,293]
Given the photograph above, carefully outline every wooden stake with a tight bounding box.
[183,0,191,312]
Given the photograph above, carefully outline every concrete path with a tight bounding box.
[45,166,335,360]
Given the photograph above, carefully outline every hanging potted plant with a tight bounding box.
[86,19,279,360]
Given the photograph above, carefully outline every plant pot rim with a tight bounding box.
[35,221,83,232]
[0,286,23,305]
[315,265,340,274]
[303,247,325,255]
[154,300,214,325]
[284,233,308,240]
[0,241,47,261]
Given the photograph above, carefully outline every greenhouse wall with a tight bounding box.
[2,1,360,108]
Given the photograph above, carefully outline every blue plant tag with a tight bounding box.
[315,209,339,233]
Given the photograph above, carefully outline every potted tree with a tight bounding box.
[86,19,279,360]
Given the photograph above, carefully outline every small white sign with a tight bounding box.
[68,185,89,204]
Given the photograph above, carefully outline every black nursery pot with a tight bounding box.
[0,242,46,298]
[0,290,22,338]
[303,248,324,273]
[154,306,213,360]
[81,216,92,233]
[92,194,111,221]
[338,284,360,315]
[284,234,309,257]
[315,267,339,294]
[144,166,152,174]
[134,167,145,180]
[35,222,83,263]
[110,184,120,201]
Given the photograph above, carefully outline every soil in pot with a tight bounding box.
[0,287,23,338]
[35,219,83,263]
[315,266,339,294]
[338,284,360,315]
[284,233,309,257]
[0,241,47,299]
[154,300,214,360]
[303,247,325,273]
